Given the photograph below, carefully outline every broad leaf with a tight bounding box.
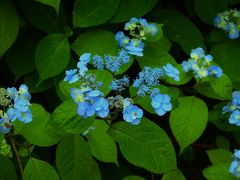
[211,40,240,89]
[36,0,60,14]
[14,104,62,146]
[71,30,118,56]
[151,10,205,53]
[170,96,208,153]
[73,0,120,27]
[56,135,93,180]
[162,169,186,180]
[23,158,59,180]
[87,120,118,164]
[0,0,19,57]
[35,34,70,85]
[206,149,232,164]
[108,118,176,174]
[203,163,235,180]
[194,0,227,24]
[0,155,17,180]
[109,0,157,23]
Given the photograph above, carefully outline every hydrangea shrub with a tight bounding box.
[1,0,240,179]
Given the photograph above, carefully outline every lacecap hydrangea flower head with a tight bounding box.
[214,9,240,39]
[0,84,32,134]
[115,18,158,57]
[182,47,223,79]
[64,18,180,126]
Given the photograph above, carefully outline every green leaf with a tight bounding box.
[5,33,39,80]
[109,0,157,23]
[0,0,19,57]
[19,0,66,34]
[196,74,232,100]
[108,118,176,174]
[71,30,118,56]
[23,158,59,180]
[73,0,120,27]
[162,169,186,180]
[216,136,230,150]
[52,100,94,134]
[151,10,205,54]
[129,85,180,114]
[136,45,177,69]
[194,0,227,24]
[87,120,118,164]
[24,71,54,93]
[211,40,240,89]
[203,163,235,180]
[206,149,232,164]
[145,36,172,52]
[14,104,62,146]
[56,135,93,180]
[36,0,60,14]
[0,155,17,180]
[170,96,208,153]
[122,176,145,180]
[59,69,113,100]
[209,74,232,100]
[35,34,70,85]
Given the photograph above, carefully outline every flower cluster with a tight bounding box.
[0,84,32,134]
[71,87,109,118]
[182,47,223,79]
[110,76,129,92]
[222,91,240,126]
[214,9,240,39]
[65,18,179,126]
[115,18,158,56]
[133,64,179,97]
[92,49,130,73]
[229,149,240,177]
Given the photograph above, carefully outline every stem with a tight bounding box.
[9,134,24,177]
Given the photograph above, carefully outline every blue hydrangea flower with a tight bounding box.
[6,108,21,122]
[208,65,223,78]
[229,110,240,126]
[77,101,95,118]
[229,149,240,177]
[123,104,143,125]
[93,98,109,118]
[71,87,109,118]
[64,69,79,83]
[7,87,18,100]
[229,160,240,177]
[190,47,205,59]
[77,53,91,76]
[150,93,172,116]
[163,63,180,81]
